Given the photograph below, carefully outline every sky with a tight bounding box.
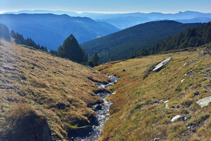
[0,0,211,14]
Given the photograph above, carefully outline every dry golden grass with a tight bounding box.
[96,46,211,141]
[0,39,110,140]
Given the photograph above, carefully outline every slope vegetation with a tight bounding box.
[134,22,211,57]
[81,21,202,63]
[0,14,119,50]
[96,44,211,140]
[0,39,110,140]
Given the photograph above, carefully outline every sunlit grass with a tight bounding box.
[0,39,110,140]
[96,46,211,140]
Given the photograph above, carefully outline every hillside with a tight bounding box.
[134,22,211,58]
[81,21,202,63]
[0,14,119,50]
[0,39,111,140]
[95,44,211,140]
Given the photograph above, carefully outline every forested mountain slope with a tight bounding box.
[134,22,211,57]
[81,21,202,63]
[0,14,119,50]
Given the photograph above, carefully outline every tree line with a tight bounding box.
[0,24,100,67]
[10,30,48,52]
[132,22,211,58]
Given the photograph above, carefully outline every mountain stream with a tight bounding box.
[74,75,119,141]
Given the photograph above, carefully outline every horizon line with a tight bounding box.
[0,10,208,15]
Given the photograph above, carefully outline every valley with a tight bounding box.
[0,8,211,141]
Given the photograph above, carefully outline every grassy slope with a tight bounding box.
[0,39,110,140]
[95,46,211,141]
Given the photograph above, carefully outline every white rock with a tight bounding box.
[164,100,169,109]
[112,91,116,95]
[171,115,183,122]
[153,57,172,72]
[181,79,185,82]
[164,100,169,103]
[154,138,160,141]
[196,96,211,108]
[165,103,169,109]
[183,63,187,66]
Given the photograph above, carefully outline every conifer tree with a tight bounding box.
[91,52,100,66]
[0,24,10,41]
[58,34,87,63]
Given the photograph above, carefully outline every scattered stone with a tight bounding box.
[1,65,14,70]
[0,117,5,120]
[183,63,187,66]
[153,57,172,72]
[171,115,184,122]
[164,100,169,109]
[187,125,196,132]
[154,137,160,141]
[196,96,211,108]
[112,91,116,95]
[181,79,185,82]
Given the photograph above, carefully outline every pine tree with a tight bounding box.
[91,53,100,66]
[0,24,10,41]
[58,34,87,63]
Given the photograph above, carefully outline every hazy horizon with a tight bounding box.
[1,0,211,14]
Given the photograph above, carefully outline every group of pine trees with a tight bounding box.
[0,24,100,67]
[51,34,100,66]
[10,30,48,52]
[133,22,211,57]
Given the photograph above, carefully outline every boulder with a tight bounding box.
[153,57,172,72]
[196,96,211,108]
[171,115,184,122]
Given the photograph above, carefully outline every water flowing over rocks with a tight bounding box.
[74,75,119,141]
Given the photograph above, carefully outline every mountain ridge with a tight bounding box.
[5,10,211,29]
[81,20,203,63]
[0,13,119,50]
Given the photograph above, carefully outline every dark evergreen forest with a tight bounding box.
[133,22,211,57]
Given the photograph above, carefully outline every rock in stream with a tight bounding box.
[74,75,119,141]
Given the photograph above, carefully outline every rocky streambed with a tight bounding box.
[74,75,119,141]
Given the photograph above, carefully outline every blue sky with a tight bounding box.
[1,0,211,14]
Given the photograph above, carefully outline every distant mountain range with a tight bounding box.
[81,21,203,63]
[0,13,119,50]
[5,10,211,29]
